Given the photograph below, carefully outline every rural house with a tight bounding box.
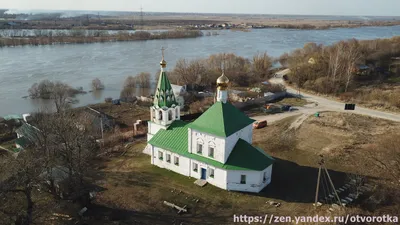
[143,54,274,193]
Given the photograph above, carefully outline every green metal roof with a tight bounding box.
[153,71,178,108]
[15,136,30,148]
[188,101,255,137]
[4,114,23,121]
[149,120,273,171]
[223,139,275,171]
[15,123,40,144]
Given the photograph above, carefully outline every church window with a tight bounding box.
[197,143,203,154]
[168,110,173,121]
[158,151,163,160]
[158,110,163,120]
[240,175,246,184]
[193,163,198,172]
[209,168,215,178]
[166,154,171,163]
[263,172,267,182]
[174,156,179,166]
[208,147,214,158]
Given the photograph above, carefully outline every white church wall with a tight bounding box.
[224,124,253,162]
[151,147,191,176]
[148,121,167,138]
[188,159,227,189]
[189,129,226,164]
[226,165,273,193]
[257,165,273,192]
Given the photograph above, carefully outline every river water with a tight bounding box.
[1,26,400,116]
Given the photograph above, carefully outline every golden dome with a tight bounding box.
[217,73,229,84]
[160,59,167,68]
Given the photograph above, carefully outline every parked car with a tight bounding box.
[281,104,291,111]
[253,120,267,129]
[261,105,282,114]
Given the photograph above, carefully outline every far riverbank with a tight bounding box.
[0,30,204,47]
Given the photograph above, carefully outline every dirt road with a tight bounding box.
[268,77,400,123]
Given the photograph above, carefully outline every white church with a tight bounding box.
[144,53,274,193]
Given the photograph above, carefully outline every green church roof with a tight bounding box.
[149,120,273,171]
[188,101,255,137]
[15,123,41,144]
[153,70,178,108]
[15,136,30,148]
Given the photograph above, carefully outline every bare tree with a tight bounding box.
[51,82,72,113]
[0,145,46,225]
[252,52,273,79]
[328,42,345,92]
[343,39,362,92]
[91,78,105,91]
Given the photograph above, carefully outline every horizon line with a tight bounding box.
[2,8,400,18]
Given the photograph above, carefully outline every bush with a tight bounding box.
[189,97,214,113]
[92,78,105,91]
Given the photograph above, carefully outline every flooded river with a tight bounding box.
[1,26,400,116]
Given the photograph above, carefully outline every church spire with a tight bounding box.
[153,47,177,108]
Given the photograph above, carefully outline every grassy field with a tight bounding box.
[89,139,322,225]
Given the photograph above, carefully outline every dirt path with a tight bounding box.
[269,77,400,122]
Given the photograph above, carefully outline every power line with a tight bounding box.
[140,6,144,30]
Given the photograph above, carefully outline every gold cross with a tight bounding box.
[161,47,166,60]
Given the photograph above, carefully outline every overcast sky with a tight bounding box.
[1,0,400,16]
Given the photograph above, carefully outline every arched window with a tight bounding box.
[208,141,215,158]
[168,110,173,121]
[196,138,204,154]
[158,110,162,120]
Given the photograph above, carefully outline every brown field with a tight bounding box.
[3,14,400,31]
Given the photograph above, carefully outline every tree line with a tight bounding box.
[279,36,400,109]
[168,52,273,88]
[280,36,400,94]
[0,30,203,47]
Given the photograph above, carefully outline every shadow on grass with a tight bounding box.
[247,157,349,203]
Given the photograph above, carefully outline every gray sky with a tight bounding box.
[1,0,400,16]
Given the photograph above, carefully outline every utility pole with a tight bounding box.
[140,6,144,30]
[314,155,342,206]
[314,155,323,205]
